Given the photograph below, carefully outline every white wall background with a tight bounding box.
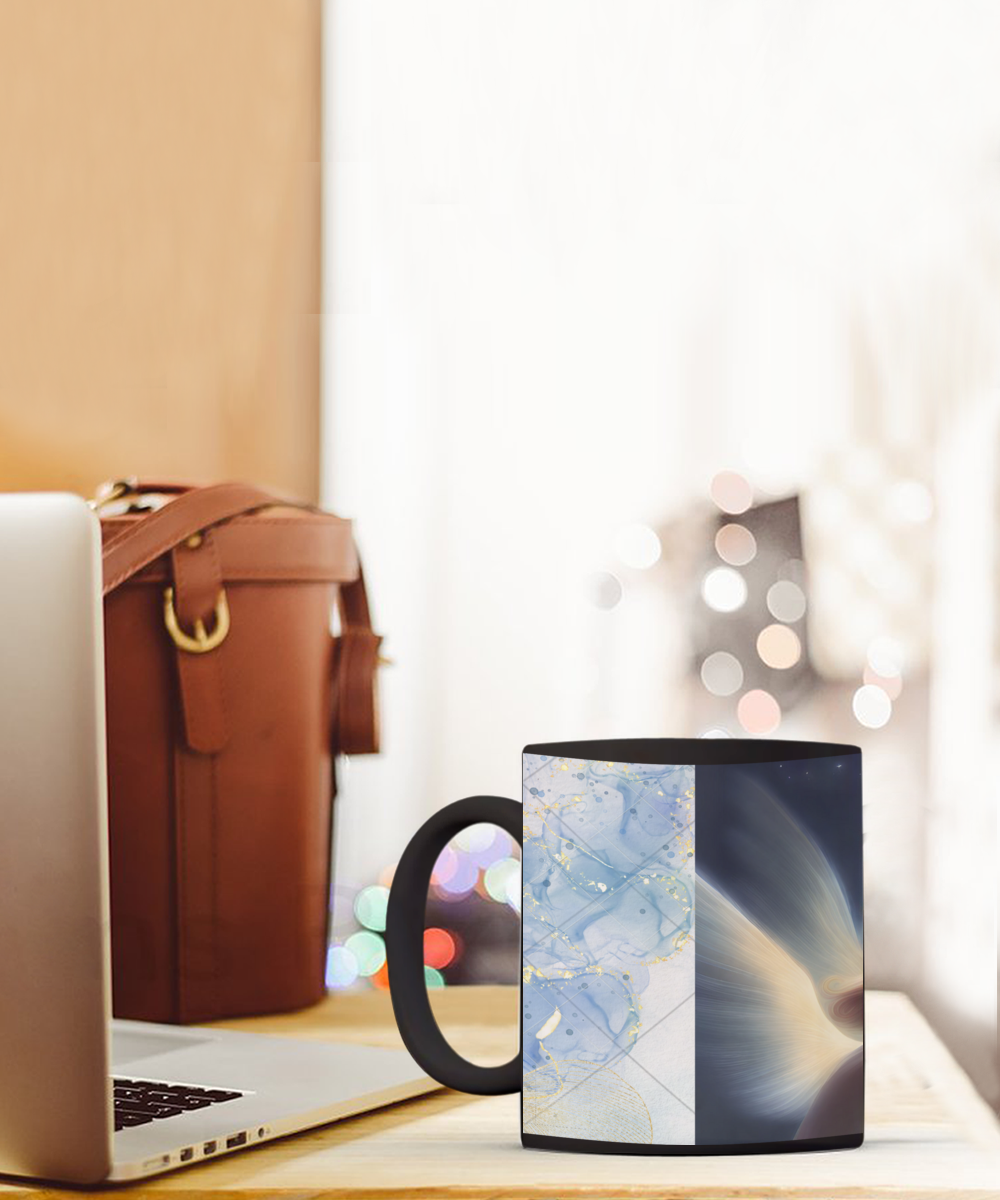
[321,0,999,1099]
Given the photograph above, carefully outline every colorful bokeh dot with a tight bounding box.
[354,884,390,932]
[423,927,457,969]
[484,856,520,903]
[326,944,359,989]
[345,930,386,977]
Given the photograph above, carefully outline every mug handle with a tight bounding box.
[385,795,522,1095]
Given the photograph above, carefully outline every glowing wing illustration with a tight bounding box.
[697,877,859,1116]
[713,775,863,1034]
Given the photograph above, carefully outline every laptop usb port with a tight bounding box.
[226,1132,247,1149]
[179,1148,194,1163]
[203,1140,217,1155]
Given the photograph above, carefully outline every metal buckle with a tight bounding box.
[163,586,230,654]
[88,477,139,511]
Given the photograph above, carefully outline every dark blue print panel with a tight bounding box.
[694,755,864,1145]
[521,753,863,1148]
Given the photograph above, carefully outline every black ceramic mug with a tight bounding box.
[385,738,864,1154]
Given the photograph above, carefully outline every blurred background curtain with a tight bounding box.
[323,0,1000,1105]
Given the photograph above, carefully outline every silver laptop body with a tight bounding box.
[0,493,434,1184]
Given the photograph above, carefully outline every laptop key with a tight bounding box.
[114,1112,155,1128]
[117,1101,185,1118]
[142,1091,214,1110]
[111,1077,246,1131]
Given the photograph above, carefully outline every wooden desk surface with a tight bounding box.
[6,987,999,1198]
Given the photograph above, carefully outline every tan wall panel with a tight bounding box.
[0,0,321,500]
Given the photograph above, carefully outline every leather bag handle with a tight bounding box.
[101,482,299,595]
[97,481,382,756]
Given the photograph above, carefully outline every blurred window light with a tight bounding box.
[738,429,800,495]
[553,654,600,698]
[888,480,934,524]
[614,523,662,569]
[715,523,757,566]
[700,650,744,696]
[861,556,913,597]
[586,571,623,610]
[766,579,807,623]
[852,683,892,729]
[709,470,753,515]
[737,689,781,735]
[701,566,748,612]
[756,623,802,669]
[699,728,732,739]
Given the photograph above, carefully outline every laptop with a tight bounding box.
[0,492,436,1184]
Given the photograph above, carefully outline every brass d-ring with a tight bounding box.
[163,586,230,654]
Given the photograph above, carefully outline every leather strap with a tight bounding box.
[331,568,382,756]
[170,530,230,754]
[98,481,382,757]
[102,482,297,596]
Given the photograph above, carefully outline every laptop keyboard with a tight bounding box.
[113,1076,244,1132]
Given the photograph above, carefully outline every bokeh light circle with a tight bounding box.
[326,944,359,989]
[709,470,753,514]
[863,663,903,700]
[866,636,904,678]
[431,845,459,886]
[614,523,662,570]
[354,884,390,932]
[700,651,744,696]
[504,869,522,911]
[345,931,386,977]
[586,571,623,610]
[715,524,757,566]
[455,824,497,853]
[766,580,807,623]
[737,689,782,735]
[756,624,802,670]
[701,567,748,613]
[853,684,892,729]
[484,856,521,904]
[423,927,457,969]
[700,727,731,738]
[424,966,446,989]
[468,828,513,869]
[437,854,479,897]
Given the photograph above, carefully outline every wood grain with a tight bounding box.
[1,988,997,1198]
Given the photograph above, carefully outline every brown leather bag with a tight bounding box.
[96,480,381,1023]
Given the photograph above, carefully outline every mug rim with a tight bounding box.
[523,737,859,767]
